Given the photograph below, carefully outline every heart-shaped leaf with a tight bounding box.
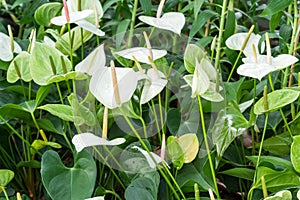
[0,169,14,193]
[34,2,63,26]
[291,135,300,173]
[41,150,97,200]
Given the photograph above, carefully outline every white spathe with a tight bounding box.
[225,33,264,57]
[115,47,167,64]
[75,20,105,36]
[132,146,164,169]
[75,44,106,75]
[0,32,22,61]
[89,67,144,109]
[51,9,94,26]
[237,54,298,80]
[140,69,168,104]
[72,132,126,152]
[139,12,185,35]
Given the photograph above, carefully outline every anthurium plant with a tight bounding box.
[0,0,300,200]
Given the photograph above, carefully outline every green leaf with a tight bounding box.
[16,160,41,168]
[0,170,14,188]
[30,42,72,86]
[189,10,217,41]
[261,132,292,156]
[31,140,62,155]
[7,51,32,83]
[46,71,88,84]
[38,104,74,122]
[56,26,93,55]
[212,109,247,157]
[184,44,206,73]
[34,3,62,26]
[253,166,300,192]
[167,136,184,170]
[125,177,158,200]
[264,190,292,200]
[0,104,31,121]
[223,78,244,103]
[194,0,204,20]
[291,135,300,173]
[260,0,293,17]
[167,108,181,135]
[140,0,152,16]
[219,168,254,181]
[35,85,52,108]
[223,10,236,42]
[246,156,293,170]
[116,19,131,49]
[41,150,97,200]
[254,89,300,115]
[176,164,212,191]
[270,12,283,32]
[37,118,64,135]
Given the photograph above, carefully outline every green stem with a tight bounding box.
[119,108,185,199]
[128,0,138,48]
[227,50,243,82]
[214,0,228,70]
[93,147,126,189]
[283,0,298,87]
[104,190,122,200]
[268,74,293,137]
[197,96,220,199]
[2,187,9,200]
[55,82,64,104]
[67,23,74,66]
[0,115,42,156]
[249,113,269,200]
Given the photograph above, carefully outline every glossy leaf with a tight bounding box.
[34,2,62,26]
[38,104,74,122]
[167,136,184,170]
[262,133,291,156]
[30,42,72,86]
[7,51,31,83]
[264,190,292,200]
[212,110,247,157]
[0,169,14,189]
[41,150,97,200]
[72,133,126,152]
[125,177,158,200]
[219,168,254,181]
[139,12,185,35]
[253,166,300,192]
[291,135,300,173]
[254,89,300,115]
[31,140,62,155]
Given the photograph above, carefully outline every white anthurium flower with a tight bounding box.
[115,47,167,64]
[237,54,299,81]
[85,197,105,200]
[140,68,168,104]
[75,44,105,75]
[75,20,105,36]
[139,12,185,35]
[132,146,169,169]
[72,132,126,152]
[51,9,94,26]
[225,33,264,57]
[65,0,104,23]
[183,57,224,102]
[89,67,145,109]
[184,59,210,98]
[0,32,22,62]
